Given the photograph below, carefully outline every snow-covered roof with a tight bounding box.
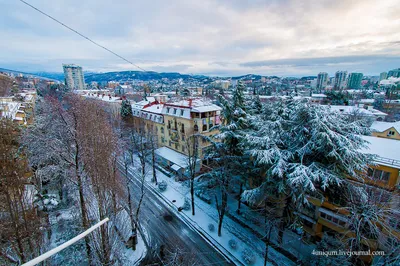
[379,77,400,85]
[155,147,188,168]
[329,105,371,115]
[162,98,222,119]
[132,100,151,110]
[311,94,327,98]
[165,98,213,108]
[370,121,400,133]
[146,97,156,103]
[360,136,400,167]
[82,92,122,103]
[358,99,375,104]
[191,104,222,113]
[143,104,163,114]
[328,105,387,117]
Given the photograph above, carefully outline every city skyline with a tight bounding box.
[1,0,400,76]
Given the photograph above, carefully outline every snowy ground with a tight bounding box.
[46,192,147,265]
[123,230,147,265]
[127,156,295,266]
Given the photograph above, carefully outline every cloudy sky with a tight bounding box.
[1,0,400,76]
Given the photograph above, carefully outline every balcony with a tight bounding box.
[374,156,400,168]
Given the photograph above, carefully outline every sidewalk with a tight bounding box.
[129,159,295,266]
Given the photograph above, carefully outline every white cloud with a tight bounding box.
[0,0,399,76]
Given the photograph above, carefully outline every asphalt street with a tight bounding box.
[117,161,235,266]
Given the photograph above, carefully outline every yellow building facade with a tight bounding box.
[299,135,400,263]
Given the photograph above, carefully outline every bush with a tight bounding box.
[241,248,256,265]
[208,223,215,232]
[181,197,191,211]
[228,239,237,250]
[158,180,168,191]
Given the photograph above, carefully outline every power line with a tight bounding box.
[19,0,148,72]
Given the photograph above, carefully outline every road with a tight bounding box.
[117,161,234,266]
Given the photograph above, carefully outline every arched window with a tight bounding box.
[194,124,199,132]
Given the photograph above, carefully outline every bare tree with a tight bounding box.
[122,119,150,251]
[0,118,45,264]
[147,124,159,185]
[185,133,200,216]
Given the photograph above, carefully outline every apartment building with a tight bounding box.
[334,71,347,90]
[132,97,164,146]
[300,135,400,263]
[316,72,328,90]
[347,73,363,89]
[63,64,85,90]
[131,97,222,176]
[161,98,221,159]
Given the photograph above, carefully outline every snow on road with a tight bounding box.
[127,156,295,266]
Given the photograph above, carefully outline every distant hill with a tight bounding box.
[84,71,206,83]
[31,72,66,81]
[0,68,60,81]
[1,68,291,83]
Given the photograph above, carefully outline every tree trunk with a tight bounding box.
[190,179,195,216]
[152,149,158,184]
[6,193,26,263]
[99,207,111,266]
[277,196,291,244]
[217,192,228,237]
[77,173,92,265]
[237,182,243,214]
[264,226,272,266]
[125,163,137,250]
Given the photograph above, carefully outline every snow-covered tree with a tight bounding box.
[120,99,133,118]
[242,98,371,242]
[200,81,251,235]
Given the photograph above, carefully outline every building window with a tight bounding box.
[169,141,172,146]
[175,143,178,149]
[180,109,184,116]
[367,168,390,183]
[167,107,170,113]
[194,124,199,132]
[302,219,314,229]
[320,212,346,227]
[202,124,207,131]
[161,136,165,143]
[161,127,164,133]
[388,130,395,136]
[181,134,185,141]
[174,108,177,115]
[181,124,185,133]
[182,146,185,152]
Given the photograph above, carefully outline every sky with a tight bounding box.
[0,0,400,77]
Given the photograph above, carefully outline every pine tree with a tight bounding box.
[242,98,371,242]
[121,99,133,118]
[202,81,251,234]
